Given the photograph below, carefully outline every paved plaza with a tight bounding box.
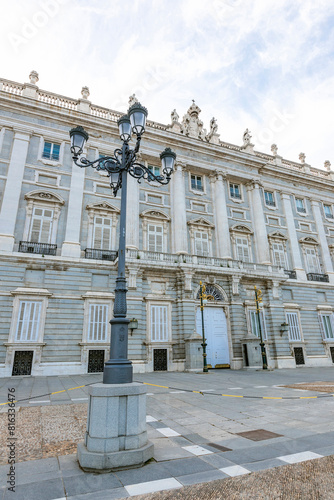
[0,367,334,499]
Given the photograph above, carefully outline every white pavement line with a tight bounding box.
[220,465,251,477]
[254,386,268,388]
[277,451,323,464]
[125,478,182,496]
[71,398,88,401]
[182,445,213,456]
[156,427,181,437]
[29,400,50,404]
[227,387,242,390]
[146,415,158,422]
[147,393,154,396]
[169,391,186,394]
[200,389,215,392]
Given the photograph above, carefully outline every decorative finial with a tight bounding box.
[171,109,179,123]
[324,160,331,171]
[81,86,90,100]
[299,152,306,164]
[242,128,252,147]
[271,144,278,155]
[128,94,139,107]
[29,70,39,85]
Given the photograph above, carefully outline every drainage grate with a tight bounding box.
[330,347,334,363]
[294,347,305,365]
[12,351,33,376]
[153,349,168,371]
[236,429,283,441]
[88,350,105,373]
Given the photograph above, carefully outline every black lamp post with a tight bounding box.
[69,103,176,384]
[199,281,209,373]
[254,285,267,370]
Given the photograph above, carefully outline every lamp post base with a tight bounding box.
[77,382,153,472]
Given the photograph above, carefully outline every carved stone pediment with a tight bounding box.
[140,209,170,221]
[299,236,318,244]
[25,190,65,205]
[230,224,253,234]
[86,201,120,213]
[187,217,214,228]
[268,231,288,240]
[180,101,207,140]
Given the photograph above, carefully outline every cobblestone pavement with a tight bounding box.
[0,368,333,499]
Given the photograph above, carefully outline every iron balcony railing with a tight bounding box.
[284,270,297,279]
[307,273,329,282]
[85,248,118,261]
[19,241,57,255]
[265,200,276,207]
[296,207,306,213]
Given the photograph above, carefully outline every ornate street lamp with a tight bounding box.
[69,103,176,384]
[254,285,267,370]
[198,281,214,373]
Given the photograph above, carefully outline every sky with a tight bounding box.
[1,0,334,168]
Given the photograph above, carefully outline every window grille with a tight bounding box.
[286,312,302,341]
[319,314,334,340]
[151,305,168,342]
[88,304,109,342]
[15,301,42,342]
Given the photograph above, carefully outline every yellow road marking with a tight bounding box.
[300,396,318,399]
[68,385,85,391]
[263,397,282,400]
[51,390,66,395]
[222,394,243,398]
[143,383,169,389]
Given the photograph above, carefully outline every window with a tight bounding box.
[264,191,275,207]
[151,305,168,341]
[305,247,321,273]
[148,224,163,252]
[272,242,287,268]
[191,175,203,191]
[235,237,250,262]
[15,301,42,342]
[87,304,108,342]
[249,310,267,340]
[230,183,241,199]
[194,231,209,256]
[319,314,334,340]
[148,165,161,181]
[93,216,112,250]
[296,198,306,213]
[29,207,53,243]
[324,204,334,219]
[286,311,302,341]
[42,142,60,161]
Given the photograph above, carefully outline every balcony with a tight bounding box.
[19,241,57,255]
[307,273,329,282]
[296,207,306,214]
[85,248,118,261]
[265,200,276,207]
[284,270,297,279]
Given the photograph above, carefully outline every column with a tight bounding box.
[172,162,188,254]
[311,200,334,283]
[126,173,139,249]
[210,171,231,258]
[61,161,85,258]
[282,193,306,280]
[247,180,270,264]
[0,130,30,252]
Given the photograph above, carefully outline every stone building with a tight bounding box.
[0,71,334,377]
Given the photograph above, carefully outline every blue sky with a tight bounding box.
[1,0,334,167]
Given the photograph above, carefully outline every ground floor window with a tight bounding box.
[286,311,302,341]
[151,305,168,342]
[16,301,42,342]
[319,313,334,340]
[88,304,109,342]
[249,310,267,340]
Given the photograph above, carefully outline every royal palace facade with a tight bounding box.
[1,71,334,377]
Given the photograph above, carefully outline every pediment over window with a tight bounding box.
[299,236,318,244]
[230,224,253,234]
[140,209,170,221]
[25,190,65,205]
[187,217,214,228]
[86,201,120,213]
[268,231,288,240]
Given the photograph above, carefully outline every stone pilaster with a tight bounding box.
[210,171,231,258]
[246,180,270,264]
[0,130,30,251]
[126,173,139,249]
[172,162,188,254]
[282,193,306,280]
[61,161,85,258]
[311,200,334,283]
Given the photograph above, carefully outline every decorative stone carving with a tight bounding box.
[324,160,331,171]
[129,94,139,107]
[241,128,254,153]
[299,152,306,164]
[271,144,278,155]
[171,109,179,123]
[29,70,39,85]
[232,276,240,295]
[81,86,90,100]
[180,101,207,140]
[206,117,220,145]
[24,190,65,205]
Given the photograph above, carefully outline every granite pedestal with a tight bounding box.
[77,382,153,472]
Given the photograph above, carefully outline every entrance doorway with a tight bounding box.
[196,307,230,367]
